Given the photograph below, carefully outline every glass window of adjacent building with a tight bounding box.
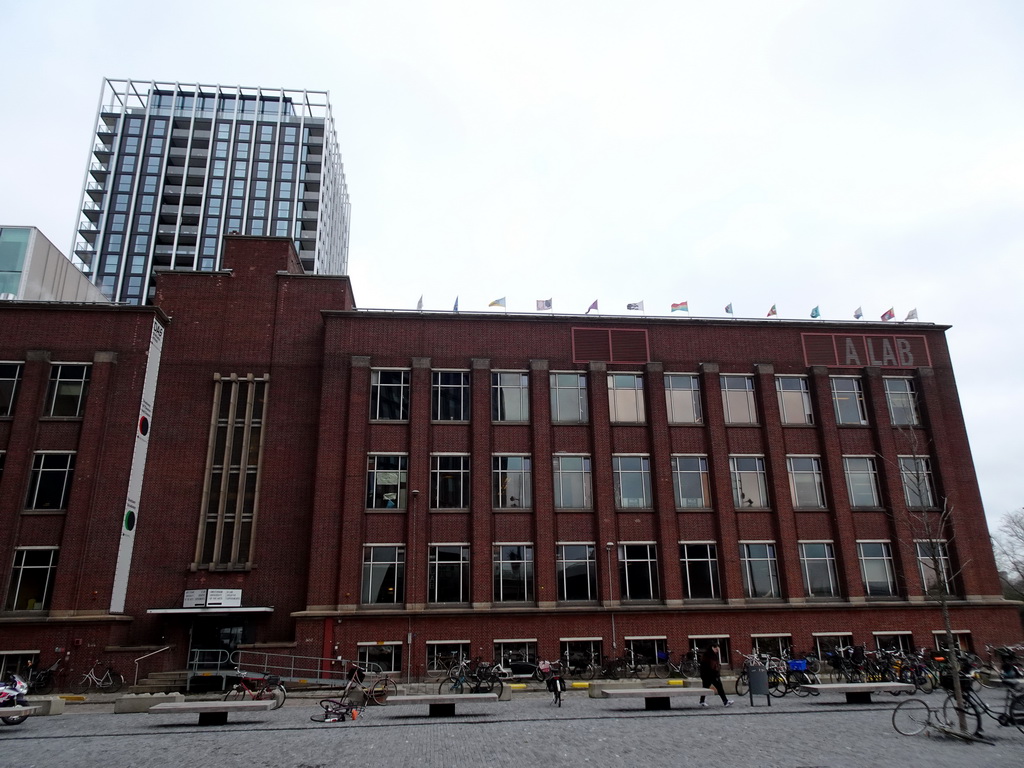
[857,541,897,597]
[492,455,532,509]
[831,377,868,425]
[664,374,702,424]
[916,540,953,596]
[491,372,529,422]
[607,373,645,423]
[899,456,936,508]
[4,548,58,611]
[721,375,757,424]
[493,544,534,602]
[361,545,405,605]
[550,373,588,424]
[776,376,813,425]
[679,543,720,599]
[26,453,75,511]
[671,456,710,509]
[618,544,660,601]
[432,371,470,421]
[730,456,769,509]
[884,377,920,426]
[430,455,470,509]
[787,456,826,509]
[612,455,652,508]
[552,456,592,509]
[45,364,90,417]
[739,542,780,598]
[369,370,409,421]
[0,363,22,417]
[556,544,597,602]
[799,542,839,598]
[365,455,407,509]
[844,457,880,508]
[428,545,469,603]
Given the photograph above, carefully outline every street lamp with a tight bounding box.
[605,542,617,653]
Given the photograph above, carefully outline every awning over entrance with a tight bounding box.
[146,607,273,614]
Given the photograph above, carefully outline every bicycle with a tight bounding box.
[342,666,398,705]
[939,673,1024,736]
[25,657,63,695]
[623,649,651,679]
[438,663,503,698]
[310,698,364,723]
[652,649,699,679]
[69,661,124,694]
[224,670,287,709]
[562,651,597,680]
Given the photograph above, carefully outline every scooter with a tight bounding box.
[0,674,31,725]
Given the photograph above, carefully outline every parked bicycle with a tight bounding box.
[652,649,699,679]
[938,673,1024,736]
[224,670,287,709]
[341,665,397,705]
[438,663,503,697]
[69,661,124,694]
[562,651,598,680]
[25,657,64,695]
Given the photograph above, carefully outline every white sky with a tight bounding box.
[1,0,1021,529]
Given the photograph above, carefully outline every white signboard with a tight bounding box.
[182,589,243,608]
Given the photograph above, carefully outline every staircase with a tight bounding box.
[129,670,190,694]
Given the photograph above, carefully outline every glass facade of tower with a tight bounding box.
[73,79,350,304]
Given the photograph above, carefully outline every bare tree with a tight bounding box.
[992,509,1024,603]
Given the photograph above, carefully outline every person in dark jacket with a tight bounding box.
[698,643,732,707]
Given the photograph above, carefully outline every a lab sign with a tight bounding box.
[802,333,932,369]
[183,589,242,608]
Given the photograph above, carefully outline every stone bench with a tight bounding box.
[387,693,499,717]
[597,687,715,710]
[26,696,64,716]
[801,682,915,704]
[115,692,185,714]
[148,699,276,726]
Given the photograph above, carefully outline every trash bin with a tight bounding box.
[747,664,771,706]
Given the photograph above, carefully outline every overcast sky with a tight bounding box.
[1,0,1021,529]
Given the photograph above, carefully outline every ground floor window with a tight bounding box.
[625,637,666,667]
[813,634,854,662]
[426,641,470,675]
[873,632,913,653]
[358,642,402,674]
[689,636,732,666]
[560,639,602,668]
[494,640,537,674]
[933,631,973,653]
[751,635,791,658]
[0,652,35,678]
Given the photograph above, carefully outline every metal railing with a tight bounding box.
[133,646,172,686]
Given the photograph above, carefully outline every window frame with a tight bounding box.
[664,373,702,424]
[787,456,827,509]
[493,544,534,603]
[0,362,22,418]
[721,375,757,424]
[679,542,720,600]
[550,372,588,424]
[431,370,470,422]
[360,545,406,605]
[884,377,921,426]
[739,542,780,598]
[671,455,710,509]
[45,363,91,418]
[844,456,881,508]
[552,455,593,509]
[4,547,59,611]
[831,376,868,426]
[612,455,653,509]
[857,540,898,597]
[555,543,598,602]
[428,544,469,604]
[899,456,936,508]
[776,376,813,425]
[491,371,529,423]
[618,543,661,602]
[369,369,410,421]
[729,455,769,509]
[357,641,402,674]
[798,541,839,598]
[25,452,76,511]
[915,539,954,596]
[492,455,532,509]
[365,454,408,510]
[607,373,646,424]
[430,454,470,510]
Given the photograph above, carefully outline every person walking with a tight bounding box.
[698,643,732,707]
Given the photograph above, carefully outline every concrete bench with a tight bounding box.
[387,693,499,717]
[597,687,715,711]
[801,682,914,704]
[148,699,276,726]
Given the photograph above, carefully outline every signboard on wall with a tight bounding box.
[802,333,932,369]
[182,589,242,608]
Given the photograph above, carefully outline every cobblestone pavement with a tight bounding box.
[1,687,1021,768]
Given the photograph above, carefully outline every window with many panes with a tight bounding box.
[721,375,756,424]
[366,454,407,509]
[671,456,709,508]
[428,545,469,603]
[552,456,592,508]
[899,456,936,508]
[916,540,953,596]
[491,372,529,422]
[799,542,839,597]
[612,455,652,508]
[26,452,75,510]
[361,545,405,604]
[45,364,90,417]
[831,377,867,425]
[776,376,813,425]
[884,377,920,426]
[0,363,22,417]
[427,642,469,674]
[873,633,913,654]
[739,543,780,598]
[857,541,897,597]
[556,544,598,601]
[493,545,534,602]
[358,642,402,674]
[679,543,720,599]
[618,543,660,601]
[787,456,826,509]
[608,374,645,423]
[814,634,854,661]
[492,455,531,509]
[369,370,409,421]
[5,548,58,611]
[494,641,537,669]
[730,456,769,508]
[665,374,702,424]
[844,456,881,508]
[432,371,470,421]
[550,373,588,423]
[431,455,470,509]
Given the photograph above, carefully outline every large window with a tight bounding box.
[550,372,588,423]
[787,456,826,509]
[427,642,469,675]
[730,456,769,509]
[831,377,867,425]
[679,543,720,599]
[899,456,936,508]
[552,456,592,509]
[665,374,701,424]
[671,455,709,508]
[607,374,645,423]
[491,372,529,422]
[492,455,532,509]
[358,642,402,674]
[5,548,58,611]
[0,363,22,417]
[361,545,405,605]
[365,454,408,509]
[776,376,812,425]
[618,543,660,601]
[721,375,756,424]
[556,544,597,602]
[26,452,75,511]
[369,369,409,421]
[884,377,920,426]
[739,543,780,598]
[432,371,469,421]
[45,364,90,417]
[493,545,534,602]
[612,455,652,508]
[844,456,880,508]
[431,455,470,509]
[858,541,897,597]
[916,540,953,596]
[428,545,469,603]
[799,542,839,598]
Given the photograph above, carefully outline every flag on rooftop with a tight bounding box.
[854,307,863,319]
[810,306,820,319]
[671,301,688,312]
[881,307,895,322]
[626,301,644,311]
[416,295,423,312]
[725,303,734,315]
[767,304,777,317]
[905,308,918,321]
[489,297,506,308]
[586,300,598,314]
[453,296,459,312]
[536,298,552,311]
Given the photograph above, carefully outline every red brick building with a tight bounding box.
[0,236,1018,681]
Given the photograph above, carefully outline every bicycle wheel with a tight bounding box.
[768,671,788,698]
[805,657,822,675]
[791,672,811,697]
[914,670,936,694]
[582,663,597,680]
[104,672,124,693]
[371,678,397,704]
[224,686,247,702]
[940,693,983,735]
[734,672,749,696]
[260,684,286,709]
[69,674,91,695]
[652,662,670,679]
[977,665,1000,689]
[892,698,931,736]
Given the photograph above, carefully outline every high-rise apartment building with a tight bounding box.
[72,79,350,303]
